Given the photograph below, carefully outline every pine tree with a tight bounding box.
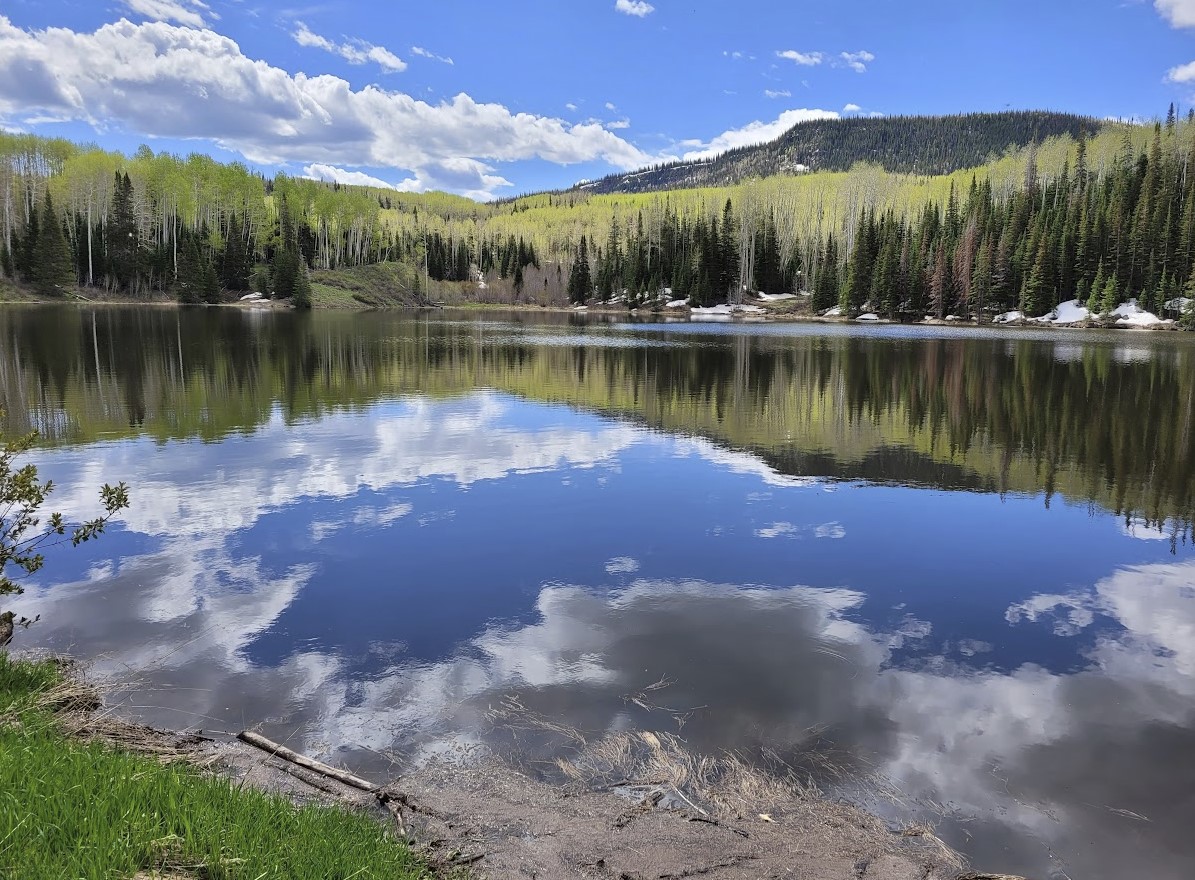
[812,235,839,313]
[971,238,993,322]
[106,172,139,292]
[1087,262,1105,315]
[720,199,739,300]
[292,255,312,310]
[1019,240,1051,318]
[844,210,874,313]
[1100,274,1120,315]
[567,236,591,304]
[174,234,204,304]
[33,193,76,296]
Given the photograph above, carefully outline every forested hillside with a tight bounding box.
[1,109,1192,326]
[574,111,1106,195]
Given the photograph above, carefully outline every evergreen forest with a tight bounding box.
[1,108,1193,325]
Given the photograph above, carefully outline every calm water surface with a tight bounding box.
[5,306,1195,880]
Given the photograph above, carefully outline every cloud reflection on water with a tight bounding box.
[10,392,1195,880]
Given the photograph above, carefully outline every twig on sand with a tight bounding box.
[237,730,378,792]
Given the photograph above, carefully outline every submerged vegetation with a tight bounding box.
[0,109,1192,323]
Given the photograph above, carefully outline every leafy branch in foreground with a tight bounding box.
[0,422,129,641]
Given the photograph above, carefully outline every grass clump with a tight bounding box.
[0,654,429,880]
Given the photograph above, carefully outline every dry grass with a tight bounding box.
[485,691,964,873]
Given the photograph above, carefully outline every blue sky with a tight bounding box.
[2,0,1195,199]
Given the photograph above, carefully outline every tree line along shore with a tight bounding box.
[1,109,1194,326]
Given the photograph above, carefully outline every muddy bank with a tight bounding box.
[26,658,1017,879]
[208,735,967,880]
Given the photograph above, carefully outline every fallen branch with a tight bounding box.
[236,730,378,792]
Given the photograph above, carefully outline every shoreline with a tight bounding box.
[2,651,991,880]
[2,279,1187,332]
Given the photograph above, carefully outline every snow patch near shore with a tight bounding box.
[1032,299,1091,325]
[690,304,766,317]
[1111,299,1172,328]
[758,292,797,302]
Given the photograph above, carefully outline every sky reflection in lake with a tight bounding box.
[5,308,1195,879]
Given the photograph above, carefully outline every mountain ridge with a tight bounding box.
[570,110,1106,196]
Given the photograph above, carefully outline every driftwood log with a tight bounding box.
[236,730,378,792]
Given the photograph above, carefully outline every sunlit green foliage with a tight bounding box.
[1,115,1190,314]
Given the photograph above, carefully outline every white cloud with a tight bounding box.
[1121,517,1173,541]
[122,0,213,28]
[776,50,824,66]
[764,89,791,99]
[1156,0,1195,27]
[679,107,839,161]
[604,557,641,574]
[1166,59,1195,82]
[755,521,799,539]
[411,46,453,65]
[839,50,875,73]
[606,118,631,129]
[814,521,846,539]
[605,101,617,111]
[392,157,513,201]
[0,17,651,198]
[843,102,862,112]
[302,163,396,189]
[565,102,578,111]
[615,0,655,17]
[292,21,407,73]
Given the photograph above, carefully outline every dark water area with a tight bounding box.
[4,304,1195,879]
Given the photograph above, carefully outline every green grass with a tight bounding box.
[309,262,424,309]
[0,654,429,880]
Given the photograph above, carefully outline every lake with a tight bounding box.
[5,305,1195,880]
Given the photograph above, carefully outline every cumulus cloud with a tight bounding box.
[1156,0,1195,28]
[839,50,875,73]
[302,163,397,189]
[776,50,824,66]
[292,21,406,73]
[679,107,839,160]
[1167,59,1195,82]
[843,102,862,112]
[814,522,846,539]
[764,89,792,99]
[0,17,650,198]
[605,118,631,129]
[392,157,513,201]
[604,556,641,574]
[411,46,453,65]
[755,522,799,539]
[122,0,213,28]
[615,0,655,17]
